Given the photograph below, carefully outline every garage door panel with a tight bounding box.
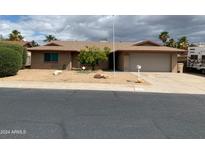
[129,53,171,72]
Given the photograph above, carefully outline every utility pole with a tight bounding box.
[112,15,115,74]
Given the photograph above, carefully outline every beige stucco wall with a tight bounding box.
[117,52,124,71]
[71,52,109,70]
[123,54,129,71]
[96,60,109,70]
[31,51,72,70]
[117,52,129,71]
[78,60,109,70]
[31,51,109,70]
[71,52,80,68]
[31,51,177,72]
[171,53,178,73]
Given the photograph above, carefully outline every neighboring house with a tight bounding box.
[0,41,32,67]
[28,40,186,72]
[0,40,32,48]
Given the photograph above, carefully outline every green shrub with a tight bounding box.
[79,46,110,70]
[22,47,27,66]
[0,47,22,77]
[0,42,27,67]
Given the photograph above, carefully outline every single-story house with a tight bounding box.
[28,40,186,72]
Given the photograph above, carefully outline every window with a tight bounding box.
[190,55,198,60]
[44,53,58,62]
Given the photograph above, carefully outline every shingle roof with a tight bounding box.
[28,40,186,53]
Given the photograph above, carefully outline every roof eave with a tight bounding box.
[27,48,79,52]
[115,49,187,53]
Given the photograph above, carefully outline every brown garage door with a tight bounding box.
[129,53,171,72]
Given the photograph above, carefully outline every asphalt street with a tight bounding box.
[0,88,205,139]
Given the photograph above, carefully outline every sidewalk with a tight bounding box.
[1,75,205,94]
[0,81,139,92]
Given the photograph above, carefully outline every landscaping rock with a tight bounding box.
[53,70,62,76]
[94,73,109,79]
[135,79,144,83]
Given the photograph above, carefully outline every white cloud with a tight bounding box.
[1,15,205,43]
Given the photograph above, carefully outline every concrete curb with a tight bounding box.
[0,81,205,94]
[0,81,137,92]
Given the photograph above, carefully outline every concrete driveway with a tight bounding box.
[132,72,205,94]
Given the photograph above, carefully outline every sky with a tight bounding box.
[0,15,205,44]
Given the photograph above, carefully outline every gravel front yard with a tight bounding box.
[0,69,148,85]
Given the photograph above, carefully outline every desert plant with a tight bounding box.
[79,46,110,70]
[0,47,22,77]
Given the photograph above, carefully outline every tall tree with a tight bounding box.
[8,30,24,41]
[30,40,39,47]
[44,35,58,42]
[165,38,177,48]
[177,36,189,50]
[159,31,170,44]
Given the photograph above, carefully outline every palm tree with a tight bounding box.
[177,36,189,50]
[44,35,58,42]
[8,30,24,41]
[165,38,177,48]
[31,40,39,47]
[159,31,170,44]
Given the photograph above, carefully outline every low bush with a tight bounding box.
[0,47,22,77]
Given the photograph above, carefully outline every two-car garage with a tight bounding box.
[115,40,186,73]
[116,51,178,72]
[129,53,171,72]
